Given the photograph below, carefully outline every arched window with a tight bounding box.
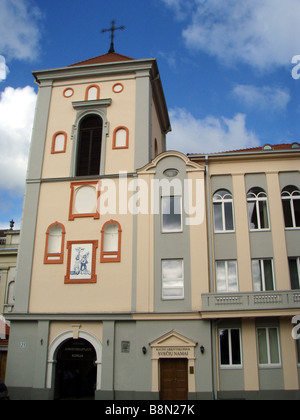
[76,115,103,176]
[44,222,65,264]
[112,126,129,149]
[247,187,269,230]
[281,185,300,228]
[85,85,100,101]
[100,220,122,262]
[213,189,234,232]
[51,131,67,154]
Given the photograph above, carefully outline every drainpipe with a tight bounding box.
[205,155,218,400]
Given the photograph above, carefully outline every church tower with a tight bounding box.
[5,29,210,400]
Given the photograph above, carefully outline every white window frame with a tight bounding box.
[256,327,281,367]
[247,188,270,231]
[219,328,243,368]
[281,186,300,229]
[252,259,275,291]
[213,190,235,233]
[216,260,239,293]
[162,259,184,300]
[161,195,183,233]
[288,257,300,289]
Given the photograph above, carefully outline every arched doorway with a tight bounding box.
[54,338,97,400]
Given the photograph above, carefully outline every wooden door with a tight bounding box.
[160,358,188,400]
[0,352,7,381]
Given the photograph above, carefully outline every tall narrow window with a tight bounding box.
[281,185,300,228]
[44,222,65,264]
[289,257,300,289]
[219,328,242,367]
[100,220,122,262]
[162,259,184,300]
[247,187,269,230]
[216,260,238,293]
[257,327,280,366]
[76,115,102,176]
[161,196,182,233]
[252,259,274,291]
[213,189,234,232]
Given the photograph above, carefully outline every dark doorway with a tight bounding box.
[160,358,188,400]
[55,338,97,400]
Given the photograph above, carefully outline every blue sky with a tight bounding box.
[0,0,299,229]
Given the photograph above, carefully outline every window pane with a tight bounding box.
[257,328,268,364]
[162,287,184,298]
[162,260,183,280]
[259,201,269,229]
[224,202,234,230]
[282,200,293,227]
[294,199,300,227]
[252,260,262,291]
[231,329,241,365]
[219,329,230,365]
[263,260,274,291]
[248,201,258,229]
[162,197,182,232]
[213,203,223,231]
[216,261,226,292]
[289,259,300,289]
[269,328,280,364]
[227,261,238,292]
[162,260,184,299]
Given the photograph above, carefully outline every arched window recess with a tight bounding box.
[100,220,122,263]
[71,100,111,177]
[281,185,300,228]
[44,222,66,264]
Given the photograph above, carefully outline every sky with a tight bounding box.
[0,0,299,229]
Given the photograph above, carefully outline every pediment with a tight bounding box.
[150,330,197,348]
[138,151,205,175]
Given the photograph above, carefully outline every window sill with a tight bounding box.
[219,365,243,370]
[258,364,282,369]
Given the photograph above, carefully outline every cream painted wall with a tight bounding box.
[135,173,154,313]
[188,170,210,310]
[42,76,137,178]
[28,180,134,313]
[208,154,300,293]
[49,321,103,346]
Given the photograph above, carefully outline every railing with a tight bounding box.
[202,290,300,312]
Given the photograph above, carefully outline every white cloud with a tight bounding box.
[162,0,300,70]
[232,85,291,111]
[0,56,9,82]
[167,108,259,154]
[0,0,42,61]
[160,0,193,20]
[0,86,37,194]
